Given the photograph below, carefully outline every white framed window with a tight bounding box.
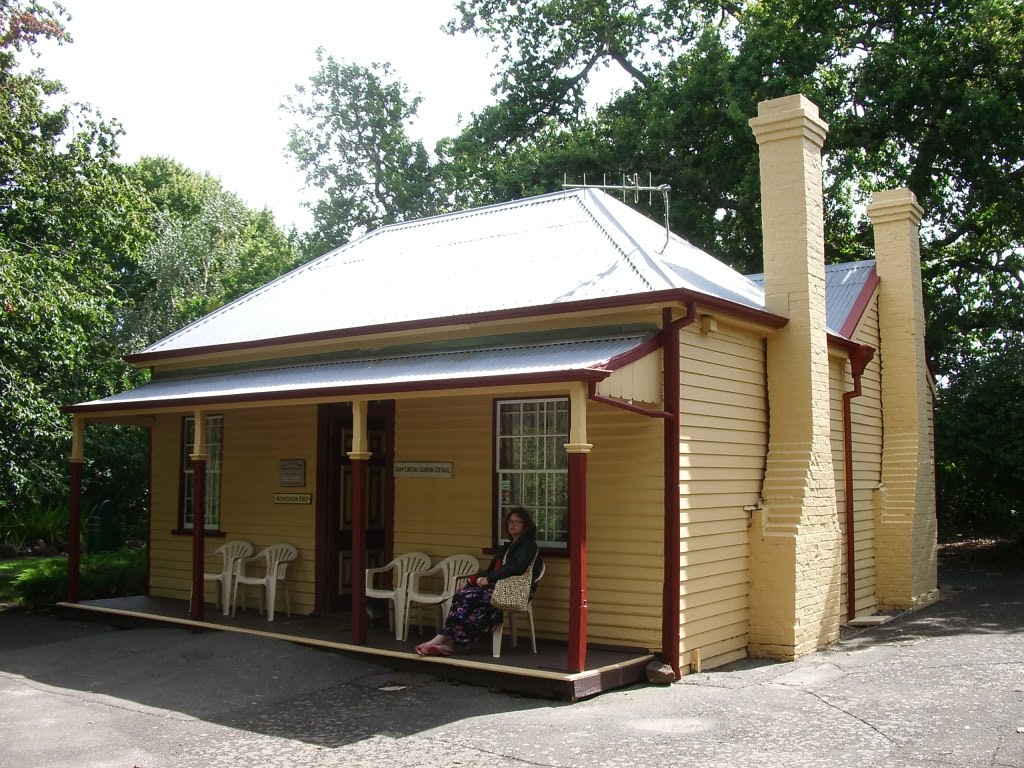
[181,414,223,530]
[495,397,569,548]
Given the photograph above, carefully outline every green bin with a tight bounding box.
[86,500,125,553]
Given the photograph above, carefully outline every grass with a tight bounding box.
[0,548,146,609]
[0,556,62,604]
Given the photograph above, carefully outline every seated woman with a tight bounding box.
[414,506,543,656]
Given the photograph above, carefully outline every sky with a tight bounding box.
[32,1,503,232]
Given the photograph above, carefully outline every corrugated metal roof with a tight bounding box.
[73,331,655,412]
[746,260,876,337]
[141,188,765,356]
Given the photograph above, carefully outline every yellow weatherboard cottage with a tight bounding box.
[63,94,937,686]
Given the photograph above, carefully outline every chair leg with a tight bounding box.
[492,620,504,658]
[267,581,276,621]
[527,608,537,653]
[393,595,405,641]
[402,598,417,641]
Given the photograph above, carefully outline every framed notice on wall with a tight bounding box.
[279,459,306,487]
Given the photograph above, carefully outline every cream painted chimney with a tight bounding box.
[867,188,938,611]
[747,95,841,659]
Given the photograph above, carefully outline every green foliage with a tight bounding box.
[82,424,149,540]
[935,334,1024,540]
[122,156,301,349]
[1,2,154,514]
[10,548,147,609]
[2,6,300,528]
[0,503,67,551]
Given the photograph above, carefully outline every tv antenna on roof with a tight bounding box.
[562,172,672,253]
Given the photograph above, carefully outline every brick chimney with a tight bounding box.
[867,189,938,610]
[747,95,841,658]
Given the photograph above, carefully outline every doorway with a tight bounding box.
[315,401,395,613]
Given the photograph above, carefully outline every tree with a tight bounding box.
[935,333,1024,539]
[123,157,300,348]
[282,50,438,258]
[1,0,153,515]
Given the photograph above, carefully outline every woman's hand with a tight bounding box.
[477,576,489,587]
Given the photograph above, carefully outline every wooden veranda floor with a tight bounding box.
[55,596,654,701]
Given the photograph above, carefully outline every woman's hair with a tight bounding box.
[504,506,537,539]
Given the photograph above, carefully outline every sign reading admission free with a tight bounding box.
[394,461,453,479]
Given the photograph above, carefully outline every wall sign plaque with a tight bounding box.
[274,493,312,505]
[393,461,453,479]
[279,459,306,487]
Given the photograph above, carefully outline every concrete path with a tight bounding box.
[1,564,1022,767]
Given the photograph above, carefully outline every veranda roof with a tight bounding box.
[69,329,656,414]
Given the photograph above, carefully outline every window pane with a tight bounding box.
[494,398,569,547]
[499,403,518,435]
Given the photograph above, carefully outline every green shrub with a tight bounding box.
[0,503,69,551]
[12,548,147,609]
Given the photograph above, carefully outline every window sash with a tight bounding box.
[182,415,223,530]
[496,398,568,548]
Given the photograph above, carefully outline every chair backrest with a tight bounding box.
[393,552,431,588]
[260,543,298,579]
[215,540,253,570]
[529,560,546,603]
[439,554,479,597]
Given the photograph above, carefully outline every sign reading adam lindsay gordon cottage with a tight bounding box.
[393,461,453,479]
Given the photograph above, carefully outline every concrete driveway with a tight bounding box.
[1,563,1022,768]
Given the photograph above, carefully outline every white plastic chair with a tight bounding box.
[403,554,480,640]
[192,540,253,615]
[231,543,298,621]
[365,552,430,640]
[492,561,545,657]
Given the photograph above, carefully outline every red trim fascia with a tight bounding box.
[842,344,874,621]
[839,265,879,339]
[663,300,696,678]
[124,290,787,366]
[63,369,612,415]
[67,461,83,603]
[588,381,672,419]
[603,333,664,371]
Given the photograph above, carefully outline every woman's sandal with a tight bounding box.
[422,643,451,656]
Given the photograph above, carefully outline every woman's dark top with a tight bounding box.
[480,536,543,594]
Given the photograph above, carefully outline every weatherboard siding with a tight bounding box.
[849,294,883,616]
[584,401,664,649]
[830,353,850,620]
[677,322,767,670]
[393,390,664,650]
[148,407,319,615]
[392,396,493,562]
